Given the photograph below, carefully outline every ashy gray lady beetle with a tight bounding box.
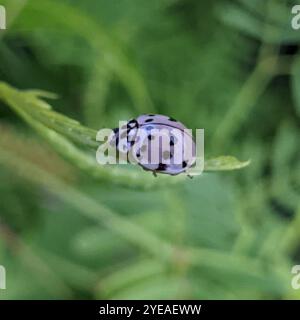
[109,114,196,176]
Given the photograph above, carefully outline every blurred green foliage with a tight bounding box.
[0,0,299,299]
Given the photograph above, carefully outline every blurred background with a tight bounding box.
[0,0,300,299]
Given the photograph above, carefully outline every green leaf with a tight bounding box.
[0,82,249,182]
[204,156,250,171]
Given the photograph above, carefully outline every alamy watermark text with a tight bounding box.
[292,5,300,30]
[0,5,6,30]
[0,265,6,289]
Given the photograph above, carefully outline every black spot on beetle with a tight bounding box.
[169,117,177,122]
[148,114,155,116]
[148,134,154,140]
[169,136,177,146]
[145,118,154,122]
[127,119,138,129]
[182,161,187,168]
